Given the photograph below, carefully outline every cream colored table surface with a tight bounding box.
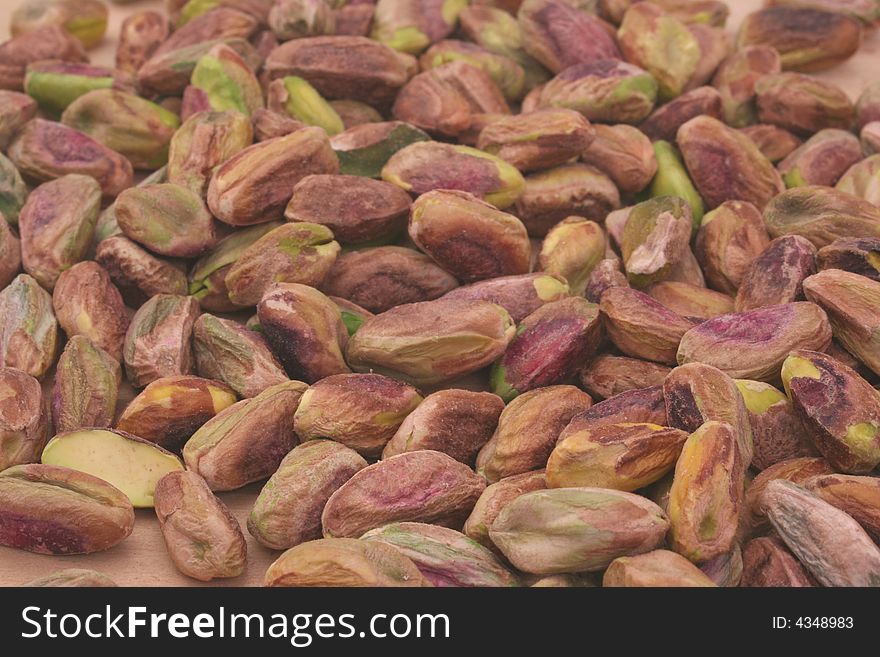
[0,1,877,586]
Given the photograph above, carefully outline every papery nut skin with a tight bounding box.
[442,272,569,323]
[581,123,657,194]
[802,269,880,377]
[600,287,697,365]
[604,549,717,587]
[285,174,412,245]
[734,236,817,312]
[694,200,771,295]
[778,129,862,189]
[463,470,546,550]
[0,463,134,555]
[263,36,417,108]
[96,236,188,302]
[346,297,514,386]
[805,474,880,543]
[123,294,201,389]
[392,61,510,139]
[183,380,308,492]
[741,124,802,163]
[735,379,817,472]
[224,223,340,307]
[208,127,339,226]
[193,314,289,399]
[116,11,169,75]
[293,373,423,458]
[548,422,688,492]
[0,216,21,290]
[363,522,521,588]
[18,174,100,291]
[763,186,880,249]
[816,239,880,281]
[190,44,265,118]
[640,86,722,142]
[740,536,815,587]
[677,115,784,211]
[117,375,237,451]
[0,152,28,228]
[167,110,254,197]
[755,73,854,136]
[745,456,835,536]
[514,163,620,237]
[52,336,120,434]
[0,90,37,151]
[61,89,181,170]
[663,362,754,466]
[668,421,745,564]
[518,0,622,74]
[115,184,217,259]
[617,2,700,101]
[676,302,832,382]
[322,246,459,314]
[188,223,281,314]
[537,59,658,125]
[489,487,669,575]
[383,389,504,466]
[477,109,594,172]
[53,262,128,361]
[476,385,593,483]
[382,141,525,210]
[264,538,431,587]
[23,569,117,588]
[0,367,49,471]
[711,45,781,128]
[331,121,430,179]
[409,190,531,284]
[579,356,671,401]
[421,39,527,102]
[490,297,602,401]
[248,440,367,550]
[737,7,862,73]
[0,274,59,380]
[154,470,247,581]
[322,450,487,538]
[138,38,262,97]
[0,26,86,92]
[257,283,350,384]
[781,349,880,474]
[645,282,734,321]
[760,480,880,587]
[562,386,669,440]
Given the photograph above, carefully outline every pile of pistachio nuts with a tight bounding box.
[0,0,879,588]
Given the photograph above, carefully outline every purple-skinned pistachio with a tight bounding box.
[52,261,129,361]
[190,44,263,116]
[61,89,181,170]
[123,294,201,388]
[0,367,49,471]
[518,0,622,74]
[676,302,832,382]
[8,119,133,201]
[225,223,340,307]
[193,313,289,399]
[257,283,350,384]
[18,174,100,291]
[52,336,120,433]
[115,183,217,259]
[321,246,459,314]
[490,297,602,402]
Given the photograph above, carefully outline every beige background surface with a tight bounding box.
[0,1,877,586]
